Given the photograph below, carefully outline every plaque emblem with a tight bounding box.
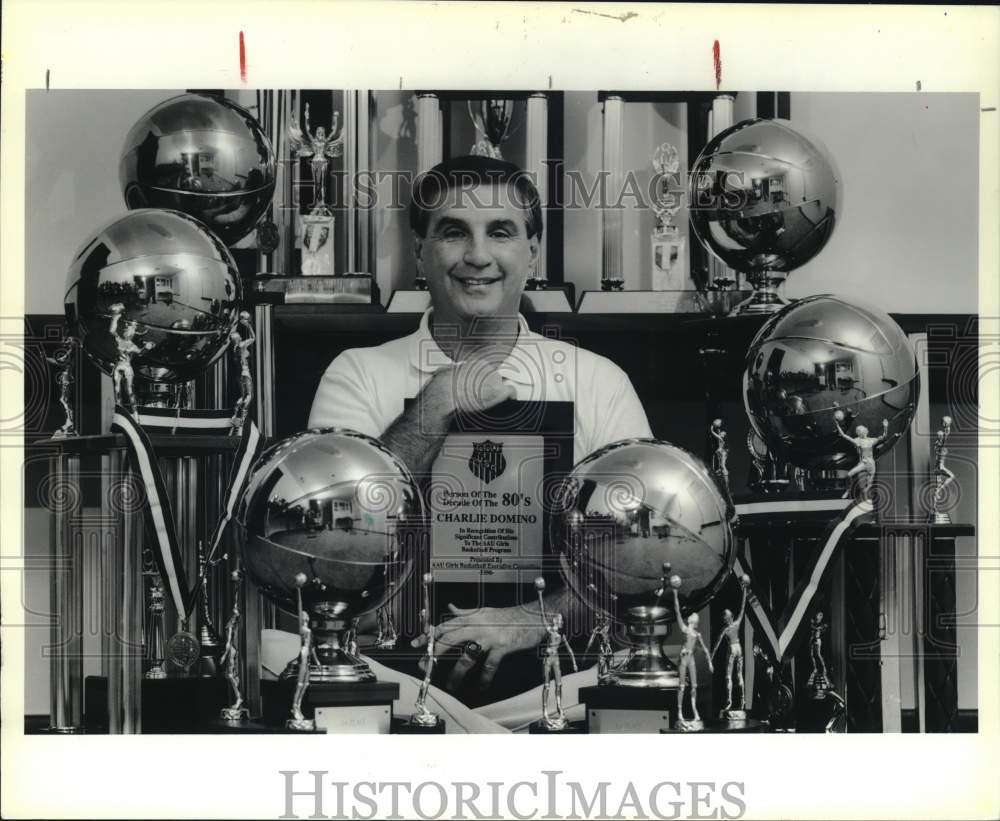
[469,440,506,485]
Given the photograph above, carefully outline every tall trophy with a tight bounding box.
[711,574,751,723]
[239,429,422,733]
[219,570,250,722]
[531,577,580,733]
[287,573,318,732]
[671,575,713,731]
[929,415,955,523]
[796,610,847,732]
[469,99,514,159]
[400,572,446,734]
[650,143,688,295]
[552,439,734,732]
[288,102,343,277]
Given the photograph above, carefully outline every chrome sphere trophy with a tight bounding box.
[469,99,514,159]
[534,577,578,731]
[66,209,243,406]
[219,569,250,722]
[671,574,713,730]
[688,118,839,314]
[552,439,735,690]
[287,573,318,731]
[650,142,687,292]
[409,572,441,729]
[711,574,751,722]
[743,295,918,494]
[44,336,80,439]
[119,93,276,246]
[239,429,421,684]
[930,415,955,523]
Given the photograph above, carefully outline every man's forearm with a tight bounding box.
[381,398,451,477]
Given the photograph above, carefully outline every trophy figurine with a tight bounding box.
[534,577,578,731]
[344,617,360,657]
[287,102,343,211]
[143,571,168,680]
[930,415,955,523]
[833,410,890,505]
[409,573,441,728]
[650,142,688,293]
[585,615,616,681]
[709,418,733,499]
[711,574,751,721]
[45,336,79,439]
[287,573,318,732]
[109,303,153,412]
[219,569,250,721]
[671,575,713,730]
[196,541,223,676]
[469,99,514,159]
[806,611,833,698]
[228,311,255,436]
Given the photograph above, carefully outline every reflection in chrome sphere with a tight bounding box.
[119,93,276,245]
[552,440,734,687]
[689,118,839,276]
[238,429,422,680]
[240,429,422,619]
[554,439,734,619]
[65,209,241,384]
[744,295,919,470]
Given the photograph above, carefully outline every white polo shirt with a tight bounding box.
[307,310,652,463]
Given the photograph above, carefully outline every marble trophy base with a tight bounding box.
[281,648,376,684]
[674,717,704,732]
[580,685,677,733]
[660,718,766,734]
[262,679,398,734]
[392,716,447,735]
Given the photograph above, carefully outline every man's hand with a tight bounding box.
[411,603,547,692]
[425,345,517,418]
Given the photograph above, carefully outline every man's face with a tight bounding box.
[415,182,538,327]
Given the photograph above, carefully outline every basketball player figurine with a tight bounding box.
[219,569,249,721]
[144,573,167,680]
[672,574,713,729]
[806,611,832,698]
[710,418,731,495]
[585,615,615,680]
[930,415,955,523]
[229,311,255,436]
[712,574,751,721]
[45,336,79,439]
[109,303,153,412]
[344,617,360,657]
[410,573,440,727]
[287,573,318,731]
[833,410,890,505]
[534,577,578,730]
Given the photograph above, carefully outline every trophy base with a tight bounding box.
[144,667,167,680]
[262,679,398,735]
[577,289,750,315]
[281,650,376,684]
[721,709,747,721]
[673,717,704,732]
[931,512,953,525]
[220,706,250,721]
[393,716,447,734]
[605,649,679,688]
[286,717,316,732]
[49,428,78,441]
[529,718,587,734]
[84,675,227,733]
[580,685,677,733]
[729,280,788,316]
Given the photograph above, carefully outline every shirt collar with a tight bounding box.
[409,309,536,385]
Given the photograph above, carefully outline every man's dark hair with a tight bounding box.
[408,155,543,240]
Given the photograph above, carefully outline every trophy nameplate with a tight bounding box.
[419,401,574,587]
[580,684,678,734]
[314,705,392,734]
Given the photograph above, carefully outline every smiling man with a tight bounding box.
[308,155,652,704]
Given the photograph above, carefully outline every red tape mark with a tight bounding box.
[239,31,247,84]
[713,40,722,90]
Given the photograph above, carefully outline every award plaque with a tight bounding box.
[421,401,574,588]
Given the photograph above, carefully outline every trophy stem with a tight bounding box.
[607,614,679,688]
[281,617,375,684]
[729,271,788,316]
